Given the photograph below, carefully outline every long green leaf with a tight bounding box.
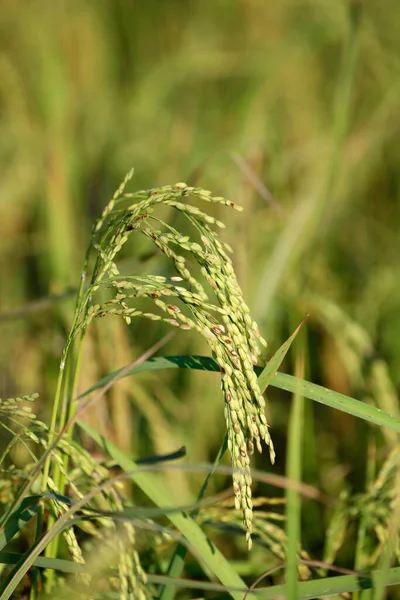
[159,435,229,600]
[150,567,400,598]
[0,552,88,573]
[1,551,400,598]
[285,356,304,599]
[76,420,254,600]
[79,355,400,433]
[0,491,89,553]
[0,503,41,552]
[257,317,306,393]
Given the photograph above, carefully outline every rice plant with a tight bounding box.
[1,175,280,598]
[1,1,400,597]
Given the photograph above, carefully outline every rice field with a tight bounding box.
[1,1,400,598]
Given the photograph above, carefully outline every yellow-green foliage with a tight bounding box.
[1,0,400,598]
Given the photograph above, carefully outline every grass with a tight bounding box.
[1,0,400,598]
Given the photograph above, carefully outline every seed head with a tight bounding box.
[84,174,275,550]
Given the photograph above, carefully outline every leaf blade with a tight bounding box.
[258,317,306,393]
[76,420,252,600]
[78,355,400,433]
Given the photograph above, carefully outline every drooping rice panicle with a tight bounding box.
[78,176,275,548]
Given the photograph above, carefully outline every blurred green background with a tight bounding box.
[1,0,400,570]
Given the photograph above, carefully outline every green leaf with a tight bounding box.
[0,492,82,552]
[0,552,88,573]
[257,317,306,393]
[79,355,400,433]
[0,502,41,552]
[153,567,400,598]
[159,435,229,600]
[2,552,400,598]
[285,357,305,599]
[76,420,253,600]
[77,355,220,398]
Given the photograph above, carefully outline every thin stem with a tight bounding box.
[43,330,86,593]
[40,261,92,593]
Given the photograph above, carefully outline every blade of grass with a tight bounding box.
[0,492,74,551]
[79,355,400,434]
[0,552,89,573]
[285,354,305,599]
[150,567,400,598]
[158,435,228,600]
[76,420,254,600]
[258,317,307,393]
[0,503,41,552]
